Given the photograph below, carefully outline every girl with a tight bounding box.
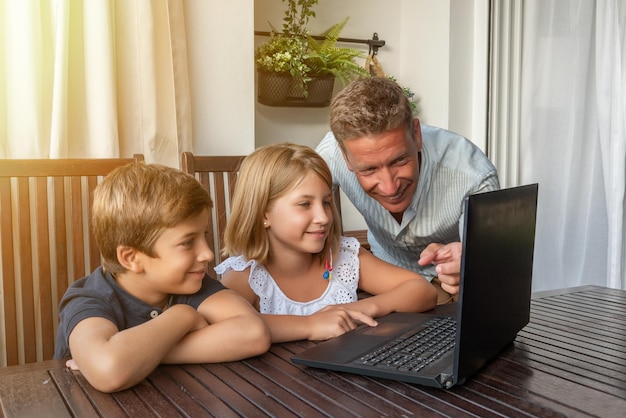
[216,143,437,343]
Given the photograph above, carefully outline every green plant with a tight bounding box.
[255,0,366,96]
[307,18,369,85]
[388,76,421,117]
[255,33,311,84]
[281,0,317,37]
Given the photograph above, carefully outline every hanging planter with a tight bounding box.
[255,0,367,108]
[257,70,335,107]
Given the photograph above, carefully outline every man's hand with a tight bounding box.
[418,242,462,295]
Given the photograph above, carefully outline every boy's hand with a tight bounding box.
[65,358,79,370]
[306,306,377,341]
[173,305,210,331]
[419,242,462,295]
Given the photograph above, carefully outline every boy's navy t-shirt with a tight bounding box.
[54,266,226,359]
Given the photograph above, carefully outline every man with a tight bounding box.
[316,77,500,303]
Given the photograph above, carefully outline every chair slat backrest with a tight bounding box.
[0,154,144,367]
[334,188,370,250]
[181,153,245,274]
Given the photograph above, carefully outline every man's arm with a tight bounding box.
[344,248,438,315]
[418,242,462,295]
[420,173,500,296]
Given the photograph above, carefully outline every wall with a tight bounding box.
[184,0,256,156]
[449,1,489,151]
[253,0,488,150]
[252,0,488,229]
[182,0,487,153]
[183,1,488,229]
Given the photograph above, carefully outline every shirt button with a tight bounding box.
[150,310,159,318]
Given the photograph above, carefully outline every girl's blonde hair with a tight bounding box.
[223,143,341,266]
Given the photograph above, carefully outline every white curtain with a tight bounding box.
[518,0,626,290]
[0,0,192,166]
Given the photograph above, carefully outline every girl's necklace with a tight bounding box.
[322,249,333,280]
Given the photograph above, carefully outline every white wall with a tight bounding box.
[449,0,489,152]
[184,1,488,229]
[254,0,410,149]
[253,0,488,151]
[184,0,256,156]
[183,0,488,153]
[251,0,488,229]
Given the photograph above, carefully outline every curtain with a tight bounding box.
[519,0,626,290]
[0,0,192,166]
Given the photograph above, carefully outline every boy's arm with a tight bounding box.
[345,248,438,317]
[68,304,203,393]
[220,269,259,308]
[161,289,271,363]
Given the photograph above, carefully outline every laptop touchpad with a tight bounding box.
[360,322,410,337]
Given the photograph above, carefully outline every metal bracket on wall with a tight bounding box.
[254,31,385,55]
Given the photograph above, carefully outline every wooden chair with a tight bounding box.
[181,153,245,274]
[333,188,370,250]
[0,154,144,366]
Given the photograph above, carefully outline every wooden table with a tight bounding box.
[1,285,625,417]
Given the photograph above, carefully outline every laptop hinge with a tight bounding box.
[437,373,455,389]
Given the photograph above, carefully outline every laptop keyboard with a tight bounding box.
[352,317,456,373]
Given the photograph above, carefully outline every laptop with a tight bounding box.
[292,184,539,389]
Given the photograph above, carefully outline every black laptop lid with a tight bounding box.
[291,184,539,389]
[453,184,538,385]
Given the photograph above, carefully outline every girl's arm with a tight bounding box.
[221,269,376,343]
[262,307,377,343]
[342,248,438,317]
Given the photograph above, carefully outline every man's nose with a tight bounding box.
[376,167,398,195]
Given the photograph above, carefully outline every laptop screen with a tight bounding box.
[292,184,539,389]
[454,184,538,385]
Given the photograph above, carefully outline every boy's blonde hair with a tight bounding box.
[223,143,341,266]
[92,163,211,274]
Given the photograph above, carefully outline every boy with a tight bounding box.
[54,163,271,393]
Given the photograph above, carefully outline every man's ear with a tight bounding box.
[339,145,354,172]
[413,118,423,152]
[117,245,143,273]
